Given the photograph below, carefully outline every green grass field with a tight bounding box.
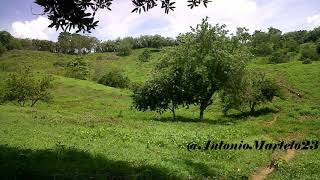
[0,50,319,179]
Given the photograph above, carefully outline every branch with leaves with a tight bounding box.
[34,0,212,33]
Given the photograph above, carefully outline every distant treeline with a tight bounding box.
[243,27,320,63]
[0,31,177,55]
[1,26,320,60]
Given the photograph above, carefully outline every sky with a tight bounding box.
[0,0,320,42]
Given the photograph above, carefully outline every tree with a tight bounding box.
[305,27,320,42]
[32,39,55,52]
[17,38,34,50]
[0,42,6,56]
[250,30,273,56]
[222,72,280,114]
[133,18,250,121]
[300,43,319,62]
[132,63,185,121]
[0,31,22,50]
[1,68,53,107]
[268,27,282,50]
[116,41,132,56]
[317,40,320,54]
[97,40,117,52]
[65,57,90,80]
[57,32,98,54]
[138,49,152,62]
[282,30,308,44]
[0,31,13,49]
[34,0,211,33]
[234,27,251,44]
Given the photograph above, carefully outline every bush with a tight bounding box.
[98,69,130,88]
[269,50,289,64]
[300,43,319,61]
[65,57,90,80]
[138,49,152,62]
[302,58,312,64]
[1,68,53,107]
[116,42,132,56]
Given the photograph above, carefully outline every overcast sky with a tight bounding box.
[0,0,320,42]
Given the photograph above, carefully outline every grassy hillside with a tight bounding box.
[0,50,319,179]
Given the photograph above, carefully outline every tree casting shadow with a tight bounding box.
[0,144,181,180]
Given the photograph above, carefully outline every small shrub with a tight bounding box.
[116,42,132,56]
[98,69,130,88]
[138,49,152,62]
[269,50,289,64]
[302,58,312,64]
[1,68,53,107]
[65,57,90,80]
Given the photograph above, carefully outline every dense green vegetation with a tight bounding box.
[0,21,320,179]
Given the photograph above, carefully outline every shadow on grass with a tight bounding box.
[226,107,279,119]
[0,144,181,180]
[183,159,247,179]
[151,107,278,125]
[152,115,238,125]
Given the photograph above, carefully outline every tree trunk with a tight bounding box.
[200,109,204,122]
[171,108,176,121]
[250,102,256,114]
[30,99,38,107]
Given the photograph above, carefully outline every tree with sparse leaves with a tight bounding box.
[221,72,281,114]
[1,67,53,107]
[34,0,211,33]
[133,18,251,121]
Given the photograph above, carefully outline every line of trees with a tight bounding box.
[96,35,177,53]
[1,25,320,59]
[0,31,177,56]
[244,27,320,63]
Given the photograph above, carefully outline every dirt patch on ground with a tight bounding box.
[262,113,279,127]
[250,149,297,180]
[251,115,303,180]
[276,73,305,99]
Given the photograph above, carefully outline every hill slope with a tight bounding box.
[0,50,319,179]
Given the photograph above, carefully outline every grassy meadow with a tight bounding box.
[0,49,319,179]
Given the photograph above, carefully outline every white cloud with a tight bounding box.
[93,0,259,40]
[11,16,59,41]
[7,0,319,41]
[307,14,320,29]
